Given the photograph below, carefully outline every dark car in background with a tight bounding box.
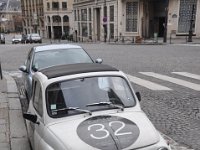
[0,33,5,44]
[21,34,27,44]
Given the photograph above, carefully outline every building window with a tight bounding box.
[63,15,69,22]
[104,6,107,17]
[74,10,77,21]
[81,9,87,21]
[89,8,91,21]
[78,10,80,21]
[110,5,114,22]
[126,1,138,32]
[47,2,50,9]
[82,23,88,37]
[89,23,92,37]
[178,0,197,33]
[62,2,67,10]
[52,15,61,22]
[78,22,80,35]
[52,2,59,10]
[110,23,114,39]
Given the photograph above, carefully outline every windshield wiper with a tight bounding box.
[86,102,124,111]
[52,107,92,115]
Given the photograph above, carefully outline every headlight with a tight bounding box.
[158,147,169,150]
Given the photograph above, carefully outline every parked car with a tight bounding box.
[30,33,42,43]
[12,34,22,44]
[21,34,27,44]
[23,63,171,150]
[0,33,5,44]
[26,34,31,43]
[19,44,102,100]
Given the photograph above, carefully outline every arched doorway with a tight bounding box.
[63,15,69,39]
[52,15,62,39]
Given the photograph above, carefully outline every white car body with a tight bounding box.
[12,34,22,44]
[24,63,171,150]
[30,33,42,43]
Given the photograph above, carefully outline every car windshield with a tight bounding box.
[14,35,22,38]
[46,76,135,117]
[32,48,93,70]
[31,34,39,37]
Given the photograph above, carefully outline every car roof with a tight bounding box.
[39,63,119,79]
[33,44,82,52]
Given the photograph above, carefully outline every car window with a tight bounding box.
[31,34,40,37]
[32,48,93,70]
[14,35,22,38]
[26,49,33,72]
[33,81,43,116]
[46,76,135,117]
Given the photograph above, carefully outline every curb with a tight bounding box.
[3,73,30,150]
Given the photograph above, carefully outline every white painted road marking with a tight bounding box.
[127,75,172,91]
[172,72,200,80]
[140,72,200,91]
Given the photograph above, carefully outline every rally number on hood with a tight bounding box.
[77,115,140,150]
[88,121,132,139]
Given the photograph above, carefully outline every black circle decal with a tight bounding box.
[77,115,140,150]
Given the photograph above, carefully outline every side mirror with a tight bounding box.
[32,65,39,72]
[135,92,141,102]
[95,58,103,64]
[23,113,39,124]
[19,65,28,73]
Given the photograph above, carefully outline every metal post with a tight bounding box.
[188,4,195,42]
[163,0,169,43]
[0,61,3,80]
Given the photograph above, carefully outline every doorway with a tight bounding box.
[48,26,51,39]
[146,0,168,38]
[158,17,165,37]
[53,26,62,39]
[96,8,100,41]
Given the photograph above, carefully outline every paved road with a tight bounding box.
[0,42,200,149]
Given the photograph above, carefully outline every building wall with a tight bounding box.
[21,0,73,38]
[21,0,200,40]
[21,0,45,37]
[168,0,200,38]
[73,0,144,42]
[44,0,73,39]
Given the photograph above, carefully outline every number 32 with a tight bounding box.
[88,121,132,140]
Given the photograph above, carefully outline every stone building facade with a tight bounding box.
[73,0,200,42]
[0,0,22,33]
[21,0,45,36]
[21,0,200,41]
[21,0,73,39]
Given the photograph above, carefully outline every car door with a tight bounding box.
[24,49,34,99]
[29,80,45,150]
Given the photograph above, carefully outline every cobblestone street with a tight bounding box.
[1,43,200,149]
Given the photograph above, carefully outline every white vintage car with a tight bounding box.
[23,63,171,150]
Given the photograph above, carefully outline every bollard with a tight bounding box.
[0,61,2,80]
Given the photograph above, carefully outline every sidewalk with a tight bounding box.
[41,37,200,46]
[0,72,194,150]
[0,73,30,150]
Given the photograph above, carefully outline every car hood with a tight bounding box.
[47,111,160,150]
[31,36,41,39]
[12,38,21,40]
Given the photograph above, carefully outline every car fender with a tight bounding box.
[38,138,55,150]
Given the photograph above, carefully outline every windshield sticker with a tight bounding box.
[50,104,57,110]
[77,115,140,150]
